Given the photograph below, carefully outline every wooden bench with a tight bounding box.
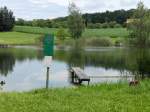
[70,67,90,85]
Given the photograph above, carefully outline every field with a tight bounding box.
[0,26,129,45]
[0,32,41,45]
[0,80,150,112]
[14,26,129,38]
[13,26,58,35]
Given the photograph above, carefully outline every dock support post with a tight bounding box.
[46,67,50,89]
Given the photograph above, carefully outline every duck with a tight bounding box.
[0,81,6,85]
[129,80,139,86]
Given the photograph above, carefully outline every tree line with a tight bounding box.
[15,9,136,28]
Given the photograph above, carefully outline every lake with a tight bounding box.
[0,46,149,92]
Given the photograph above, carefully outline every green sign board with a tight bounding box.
[43,34,54,56]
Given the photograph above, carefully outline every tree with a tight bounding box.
[67,3,85,39]
[0,6,15,31]
[127,2,150,47]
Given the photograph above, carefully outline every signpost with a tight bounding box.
[43,34,54,56]
[43,34,54,89]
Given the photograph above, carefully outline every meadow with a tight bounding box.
[0,80,150,112]
[14,26,129,38]
[0,26,129,45]
[0,32,41,45]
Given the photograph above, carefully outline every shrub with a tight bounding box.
[87,23,95,29]
[114,24,122,28]
[115,40,123,46]
[108,21,117,28]
[86,37,112,46]
[101,23,109,28]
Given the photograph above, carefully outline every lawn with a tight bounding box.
[14,26,129,38]
[83,28,129,38]
[0,32,41,45]
[13,26,129,46]
[14,26,58,35]
[0,80,150,112]
[0,26,129,45]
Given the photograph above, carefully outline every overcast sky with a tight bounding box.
[1,0,150,20]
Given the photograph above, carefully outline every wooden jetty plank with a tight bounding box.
[71,67,90,84]
[72,67,89,79]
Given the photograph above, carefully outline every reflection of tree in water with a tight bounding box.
[0,48,44,76]
[0,53,15,76]
[55,48,150,78]
[130,49,150,79]
[67,47,85,69]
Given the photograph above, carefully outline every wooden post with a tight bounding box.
[46,67,50,89]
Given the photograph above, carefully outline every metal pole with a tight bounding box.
[46,67,50,89]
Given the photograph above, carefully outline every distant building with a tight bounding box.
[126,19,135,24]
[126,19,139,24]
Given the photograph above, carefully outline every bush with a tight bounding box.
[87,23,102,29]
[95,23,102,28]
[101,23,109,28]
[86,37,112,46]
[114,24,122,28]
[108,21,117,28]
[115,40,123,46]
[87,22,122,29]
[87,23,95,29]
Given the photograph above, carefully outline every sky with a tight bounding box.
[0,0,150,20]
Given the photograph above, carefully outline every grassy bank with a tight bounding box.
[13,26,129,46]
[14,26,129,38]
[0,80,150,112]
[0,32,41,45]
[0,26,129,46]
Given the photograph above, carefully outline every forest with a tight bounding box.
[15,9,135,28]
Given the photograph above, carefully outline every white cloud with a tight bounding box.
[29,0,69,6]
[1,0,150,20]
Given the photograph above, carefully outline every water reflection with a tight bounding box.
[55,47,150,79]
[0,46,149,91]
[0,48,43,76]
[0,51,15,76]
[129,49,150,79]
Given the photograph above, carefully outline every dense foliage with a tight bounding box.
[0,6,15,31]
[15,9,135,28]
[128,2,150,47]
[83,9,135,26]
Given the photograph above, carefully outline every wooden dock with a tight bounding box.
[70,67,90,85]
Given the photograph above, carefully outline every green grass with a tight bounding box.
[83,28,129,38]
[0,80,150,112]
[0,32,41,45]
[13,26,129,46]
[13,26,58,35]
[14,26,129,38]
[0,26,129,45]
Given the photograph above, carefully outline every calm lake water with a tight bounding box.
[0,46,149,92]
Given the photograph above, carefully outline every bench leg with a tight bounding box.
[78,80,82,84]
[88,81,90,85]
